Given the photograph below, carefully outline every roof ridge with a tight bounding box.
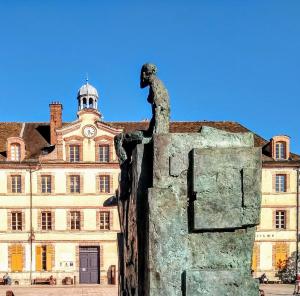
[107,120,240,123]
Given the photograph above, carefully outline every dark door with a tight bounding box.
[79,246,100,284]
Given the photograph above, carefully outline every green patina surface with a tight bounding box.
[118,126,262,296]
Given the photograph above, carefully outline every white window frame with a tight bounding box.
[69,145,80,162]
[12,212,22,230]
[99,145,110,162]
[275,210,286,229]
[41,211,52,230]
[275,174,286,192]
[70,175,80,193]
[11,143,21,161]
[41,176,51,193]
[99,211,110,230]
[70,211,81,230]
[275,142,286,160]
[99,175,110,193]
[12,175,22,193]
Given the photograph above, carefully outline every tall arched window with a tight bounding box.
[89,98,94,108]
[275,142,286,160]
[11,143,21,161]
[82,97,87,109]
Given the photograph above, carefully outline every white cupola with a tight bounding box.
[77,79,99,111]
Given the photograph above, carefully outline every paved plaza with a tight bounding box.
[0,284,297,296]
[0,285,118,296]
[260,284,295,296]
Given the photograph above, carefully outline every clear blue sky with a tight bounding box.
[0,1,299,153]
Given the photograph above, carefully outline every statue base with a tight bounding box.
[118,127,261,296]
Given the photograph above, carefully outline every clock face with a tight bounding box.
[83,125,97,138]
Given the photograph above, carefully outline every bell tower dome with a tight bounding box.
[77,79,99,111]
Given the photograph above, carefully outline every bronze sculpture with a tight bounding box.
[114,63,170,200]
[114,63,170,165]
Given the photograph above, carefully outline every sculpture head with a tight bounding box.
[140,63,157,88]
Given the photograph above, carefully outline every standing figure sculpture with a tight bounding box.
[114,63,170,199]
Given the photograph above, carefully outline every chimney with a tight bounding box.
[49,102,63,145]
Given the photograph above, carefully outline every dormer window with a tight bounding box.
[271,136,290,160]
[275,142,286,160]
[7,137,25,162]
[11,143,21,161]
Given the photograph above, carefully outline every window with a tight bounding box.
[70,211,81,230]
[12,212,22,230]
[275,174,287,192]
[41,176,51,193]
[10,143,21,161]
[36,245,53,271]
[275,210,286,229]
[275,142,286,160]
[69,145,80,162]
[70,175,80,193]
[99,145,110,162]
[100,211,110,230]
[99,175,110,193]
[41,212,52,230]
[11,175,21,193]
[11,244,23,272]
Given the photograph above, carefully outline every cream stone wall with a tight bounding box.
[259,243,273,271]
[0,171,7,193]
[0,243,8,271]
[0,209,7,231]
[102,241,118,270]
[55,244,76,271]
[84,209,97,230]
[254,165,299,280]
[0,110,121,285]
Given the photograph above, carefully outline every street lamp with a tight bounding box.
[27,162,41,285]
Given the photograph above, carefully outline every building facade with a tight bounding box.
[0,82,121,285]
[0,80,298,284]
[253,136,300,280]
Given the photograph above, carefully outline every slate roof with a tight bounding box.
[107,121,267,147]
[0,121,298,162]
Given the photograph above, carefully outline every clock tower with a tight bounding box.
[75,80,104,144]
[77,79,102,118]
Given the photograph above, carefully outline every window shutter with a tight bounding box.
[16,245,23,271]
[38,211,41,230]
[11,245,17,271]
[110,210,114,230]
[252,244,258,271]
[109,143,113,162]
[11,245,23,272]
[109,175,113,194]
[286,174,290,192]
[272,174,276,191]
[8,211,12,231]
[36,246,42,271]
[7,176,12,193]
[67,211,70,230]
[22,212,25,231]
[275,243,288,270]
[46,245,53,271]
